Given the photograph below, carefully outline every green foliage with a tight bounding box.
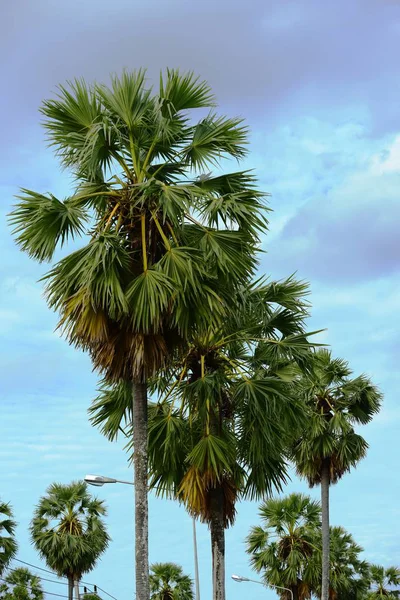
[292,349,382,486]
[30,481,110,581]
[0,500,18,576]
[308,526,370,599]
[367,565,400,600]
[246,493,321,600]
[9,69,269,383]
[89,277,317,527]
[149,562,194,600]
[0,568,43,600]
[246,495,381,600]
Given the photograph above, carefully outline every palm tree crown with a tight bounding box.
[292,349,382,486]
[308,526,370,600]
[367,565,400,600]
[149,562,194,600]
[30,482,109,593]
[9,70,268,383]
[0,567,44,600]
[246,493,321,600]
[0,500,18,576]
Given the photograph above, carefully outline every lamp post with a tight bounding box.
[232,574,294,600]
[84,475,201,600]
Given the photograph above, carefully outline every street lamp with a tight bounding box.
[84,475,201,600]
[232,574,294,600]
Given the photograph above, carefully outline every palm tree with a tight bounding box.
[30,481,110,600]
[0,500,18,576]
[328,527,370,600]
[291,350,382,600]
[308,526,370,600]
[9,70,267,600]
[0,567,44,600]
[90,277,315,600]
[246,493,321,600]
[149,563,194,600]
[367,565,400,600]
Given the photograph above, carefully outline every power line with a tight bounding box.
[11,559,118,600]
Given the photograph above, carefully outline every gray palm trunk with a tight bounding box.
[67,575,74,600]
[321,458,330,600]
[133,381,149,600]
[74,579,80,600]
[209,488,225,600]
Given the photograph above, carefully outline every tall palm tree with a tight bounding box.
[9,70,267,600]
[90,277,315,600]
[246,493,321,600]
[30,481,110,600]
[0,567,44,600]
[367,565,400,600]
[0,500,18,576]
[291,350,381,600]
[149,563,194,600]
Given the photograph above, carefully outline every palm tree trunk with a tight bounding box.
[133,381,149,600]
[321,458,330,600]
[67,576,74,600]
[74,579,80,600]
[209,488,225,600]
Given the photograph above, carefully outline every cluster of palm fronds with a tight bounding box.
[247,493,400,600]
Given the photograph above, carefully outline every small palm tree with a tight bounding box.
[246,493,321,600]
[308,526,370,600]
[149,563,193,600]
[292,350,382,600]
[0,500,18,576]
[0,567,44,600]
[328,527,369,600]
[9,70,267,600]
[367,565,400,600]
[30,481,110,600]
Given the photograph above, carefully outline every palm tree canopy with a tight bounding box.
[0,567,44,600]
[0,500,18,576]
[89,277,318,526]
[30,481,110,580]
[307,526,370,600]
[246,493,321,600]
[292,349,382,486]
[367,565,400,600]
[149,562,194,600]
[9,70,269,383]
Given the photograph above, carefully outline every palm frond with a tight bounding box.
[159,69,215,113]
[183,114,248,169]
[9,190,88,262]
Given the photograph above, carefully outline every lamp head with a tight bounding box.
[84,474,117,486]
[232,575,249,583]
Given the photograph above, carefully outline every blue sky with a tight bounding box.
[1,0,399,598]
